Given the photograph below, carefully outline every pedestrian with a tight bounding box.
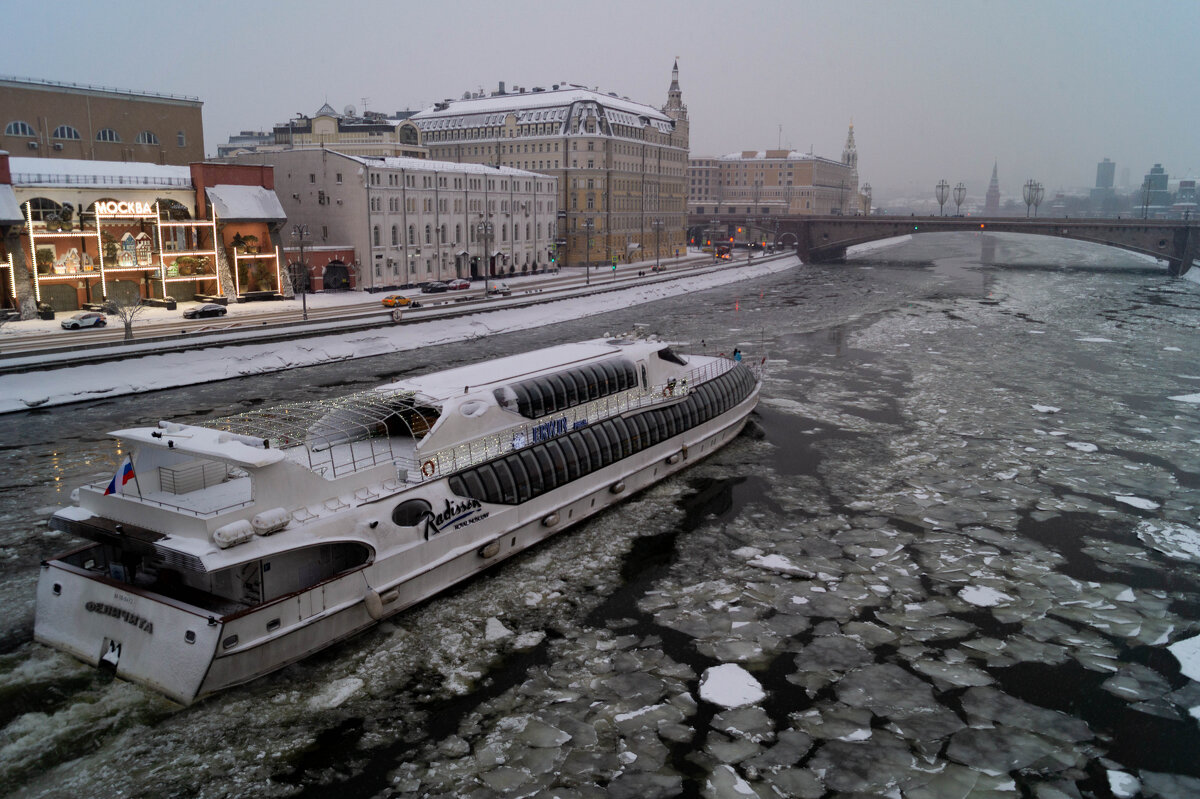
[733,348,742,362]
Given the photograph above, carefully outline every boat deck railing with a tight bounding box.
[401,356,761,483]
[80,479,255,518]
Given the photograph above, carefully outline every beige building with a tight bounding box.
[689,125,861,217]
[218,104,428,161]
[232,148,557,290]
[1,76,204,165]
[411,64,689,267]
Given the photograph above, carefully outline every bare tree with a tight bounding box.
[104,294,151,342]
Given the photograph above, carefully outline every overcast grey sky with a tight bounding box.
[4,0,1196,201]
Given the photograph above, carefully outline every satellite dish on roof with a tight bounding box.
[344,104,356,117]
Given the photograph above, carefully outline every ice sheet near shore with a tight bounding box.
[0,258,796,414]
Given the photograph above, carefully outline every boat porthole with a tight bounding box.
[611,481,625,494]
[222,635,239,650]
[542,513,559,527]
[52,583,61,596]
[185,631,196,644]
[478,541,501,559]
[266,618,281,632]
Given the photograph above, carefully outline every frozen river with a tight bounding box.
[2,232,1199,798]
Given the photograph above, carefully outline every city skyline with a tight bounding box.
[2,0,1196,200]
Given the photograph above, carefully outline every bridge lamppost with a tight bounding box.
[1033,182,1045,217]
[935,180,950,216]
[862,183,872,215]
[953,183,966,216]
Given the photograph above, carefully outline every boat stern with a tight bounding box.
[35,558,222,705]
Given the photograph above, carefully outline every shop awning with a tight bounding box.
[206,185,286,223]
[0,185,22,226]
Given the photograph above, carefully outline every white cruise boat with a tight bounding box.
[35,337,763,704]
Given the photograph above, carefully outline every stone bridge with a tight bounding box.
[687,214,1198,277]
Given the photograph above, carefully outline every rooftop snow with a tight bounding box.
[206,185,286,222]
[411,87,671,124]
[338,152,550,180]
[0,185,21,224]
[7,156,192,187]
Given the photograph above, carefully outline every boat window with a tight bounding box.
[493,459,519,504]
[559,435,582,481]
[629,414,647,452]
[599,361,620,393]
[527,380,546,418]
[579,428,603,472]
[505,455,532,503]
[477,464,503,504]
[544,440,570,484]
[513,383,532,417]
[519,450,544,496]
[392,499,432,527]
[546,374,568,412]
[591,423,614,467]
[588,364,609,397]
[460,470,487,501]
[607,417,633,459]
[656,346,688,366]
[533,446,557,492]
[559,372,579,406]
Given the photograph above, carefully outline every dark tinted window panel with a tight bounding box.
[599,361,620,394]
[544,440,569,484]
[533,447,557,492]
[518,450,543,497]
[546,374,568,412]
[392,499,432,527]
[608,418,632,459]
[493,459,518,504]
[460,470,488,502]
[513,383,532,417]
[448,475,468,496]
[559,435,583,481]
[629,414,647,452]
[527,381,546,418]
[574,428,597,472]
[506,455,532,503]
[559,372,579,406]
[477,464,503,504]
[591,424,614,467]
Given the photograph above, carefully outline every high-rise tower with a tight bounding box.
[985,162,1001,215]
[841,123,859,212]
[662,59,689,150]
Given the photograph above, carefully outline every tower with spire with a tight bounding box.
[841,122,859,213]
[663,59,689,150]
[985,162,1001,215]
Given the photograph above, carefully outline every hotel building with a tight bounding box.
[409,64,689,268]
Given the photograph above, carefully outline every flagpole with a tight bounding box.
[129,455,142,498]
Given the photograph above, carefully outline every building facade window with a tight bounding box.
[135,130,159,145]
[96,128,121,143]
[177,131,186,147]
[391,225,398,246]
[5,120,35,137]
[373,226,381,246]
[52,125,81,140]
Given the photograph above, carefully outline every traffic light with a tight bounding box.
[549,250,555,263]
[737,227,743,233]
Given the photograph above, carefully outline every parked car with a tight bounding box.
[183,303,228,320]
[421,282,449,294]
[447,278,471,290]
[381,295,413,308]
[60,312,106,330]
[486,281,512,296]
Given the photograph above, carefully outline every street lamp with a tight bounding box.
[861,182,872,215]
[582,218,595,286]
[290,224,309,320]
[953,183,966,216]
[935,179,950,216]
[1033,182,1044,217]
[1022,179,1045,217]
[711,217,720,264]
[745,217,757,265]
[651,218,664,272]
[476,218,493,281]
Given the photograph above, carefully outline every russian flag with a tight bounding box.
[104,455,136,496]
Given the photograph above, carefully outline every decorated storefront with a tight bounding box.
[1,155,287,314]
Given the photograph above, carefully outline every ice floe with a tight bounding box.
[700,664,765,709]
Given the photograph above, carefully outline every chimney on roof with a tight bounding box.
[499,81,506,94]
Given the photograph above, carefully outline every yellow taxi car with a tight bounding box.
[381,295,413,308]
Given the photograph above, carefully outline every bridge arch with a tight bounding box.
[689,214,1197,276]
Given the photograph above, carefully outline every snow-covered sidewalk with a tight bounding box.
[0,257,798,413]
